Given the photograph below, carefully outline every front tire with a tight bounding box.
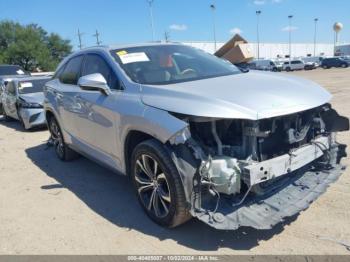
[131,139,191,228]
[286,67,291,72]
[48,116,79,161]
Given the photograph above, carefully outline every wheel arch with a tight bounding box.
[123,130,157,176]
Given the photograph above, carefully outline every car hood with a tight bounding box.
[19,92,44,104]
[140,71,332,120]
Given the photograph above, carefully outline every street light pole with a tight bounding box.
[147,0,155,41]
[288,15,293,60]
[256,10,261,59]
[210,4,217,52]
[313,18,318,56]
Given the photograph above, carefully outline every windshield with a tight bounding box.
[18,79,48,94]
[110,45,240,85]
[0,65,27,76]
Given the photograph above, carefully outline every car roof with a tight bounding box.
[73,42,185,54]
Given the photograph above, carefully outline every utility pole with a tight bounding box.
[77,29,84,50]
[93,29,102,46]
[147,0,155,41]
[256,10,262,59]
[164,31,170,42]
[313,18,318,56]
[288,15,293,60]
[210,4,217,52]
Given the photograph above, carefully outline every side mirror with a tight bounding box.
[78,73,111,95]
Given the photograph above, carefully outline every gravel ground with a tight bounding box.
[0,68,349,255]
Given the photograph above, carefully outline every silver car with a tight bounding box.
[2,76,50,129]
[44,43,348,230]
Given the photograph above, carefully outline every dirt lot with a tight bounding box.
[0,68,349,255]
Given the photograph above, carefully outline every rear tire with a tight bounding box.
[48,116,79,161]
[286,67,291,72]
[341,63,348,68]
[322,65,328,69]
[131,139,191,228]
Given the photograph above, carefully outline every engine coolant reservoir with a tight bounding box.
[207,157,241,195]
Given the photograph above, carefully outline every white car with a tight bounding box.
[251,59,282,72]
[283,60,305,71]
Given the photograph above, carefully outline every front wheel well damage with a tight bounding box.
[124,130,155,175]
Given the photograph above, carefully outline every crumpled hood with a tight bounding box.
[140,71,332,120]
[19,92,44,105]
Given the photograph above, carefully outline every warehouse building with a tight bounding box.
[183,41,336,59]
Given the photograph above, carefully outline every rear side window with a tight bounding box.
[82,54,120,90]
[60,56,83,85]
[291,61,301,64]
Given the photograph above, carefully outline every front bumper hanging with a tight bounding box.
[193,163,345,230]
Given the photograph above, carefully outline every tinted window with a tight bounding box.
[60,56,83,85]
[53,64,66,80]
[291,61,301,64]
[284,62,289,65]
[82,54,120,89]
[0,65,28,76]
[18,79,49,94]
[110,45,240,85]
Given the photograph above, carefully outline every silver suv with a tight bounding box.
[44,43,348,230]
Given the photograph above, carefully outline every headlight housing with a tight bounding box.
[19,101,43,109]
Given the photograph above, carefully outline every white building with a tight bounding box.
[183,41,335,59]
[335,44,350,56]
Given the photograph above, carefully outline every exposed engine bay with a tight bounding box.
[168,103,349,229]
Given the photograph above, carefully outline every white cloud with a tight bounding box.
[272,0,282,3]
[229,27,243,35]
[281,26,298,32]
[169,24,188,31]
[253,0,265,5]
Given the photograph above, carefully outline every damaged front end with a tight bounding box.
[167,104,349,230]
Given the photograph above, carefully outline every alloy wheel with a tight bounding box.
[135,154,171,218]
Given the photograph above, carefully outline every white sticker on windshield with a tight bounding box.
[19,82,33,88]
[118,52,150,64]
[16,69,25,75]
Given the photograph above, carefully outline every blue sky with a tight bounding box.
[0,0,349,49]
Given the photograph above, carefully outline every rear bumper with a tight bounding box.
[193,163,345,230]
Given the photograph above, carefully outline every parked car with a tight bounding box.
[302,56,322,66]
[304,62,317,70]
[282,59,305,71]
[340,55,350,63]
[250,59,282,72]
[0,65,30,115]
[1,76,50,129]
[44,43,348,230]
[321,57,349,69]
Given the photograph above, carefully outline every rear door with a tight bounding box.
[56,55,84,139]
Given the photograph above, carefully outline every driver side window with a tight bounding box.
[81,54,120,90]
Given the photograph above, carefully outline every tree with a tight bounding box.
[0,20,72,71]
